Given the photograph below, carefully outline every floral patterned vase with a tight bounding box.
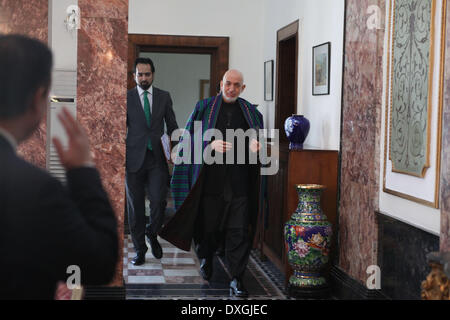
[284,184,332,291]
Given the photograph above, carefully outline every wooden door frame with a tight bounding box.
[274,20,299,134]
[257,20,299,275]
[124,34,229,233]
[128,34,229,96]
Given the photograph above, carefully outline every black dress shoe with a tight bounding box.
[148,235,163,259]
[131,254,145,266]
[199,257,213,280]
[230,278,248,298]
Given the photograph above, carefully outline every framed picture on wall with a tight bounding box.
[312,42,331,95]
[264,60,274,101]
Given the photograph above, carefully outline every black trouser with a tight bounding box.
[196,182,250,280]
[126,150,168,255]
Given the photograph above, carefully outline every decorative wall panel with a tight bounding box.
[390,0,434,177]
[384,0,446,208]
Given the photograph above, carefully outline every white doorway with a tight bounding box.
[139,52,211,128]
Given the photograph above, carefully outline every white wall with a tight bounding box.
[262,0,345,150]
[129,0,264,109]
[140,52,210,127]
[129,0,344,149]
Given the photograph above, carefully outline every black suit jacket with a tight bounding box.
[126,86,178,172]
[0,135,118,300]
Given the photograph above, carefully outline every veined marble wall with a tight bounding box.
[0,0,127,288]
[0,0,48,168]
[77,0,128,286]
[441,1,450,252]
[339,0,385,282]
[341,0,450,284]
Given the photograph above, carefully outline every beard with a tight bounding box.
[139,81,151,90]
[222,91,238,103]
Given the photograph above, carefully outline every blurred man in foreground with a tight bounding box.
[0,34,118,299]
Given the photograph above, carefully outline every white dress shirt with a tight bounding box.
[137,85,153,114]
[0,126,17,152]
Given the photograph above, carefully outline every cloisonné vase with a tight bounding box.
[284,115,310,150]
[284,184,332,291]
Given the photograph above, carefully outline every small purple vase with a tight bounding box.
[284,115,310,150]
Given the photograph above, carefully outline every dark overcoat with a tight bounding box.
[159,94,264,251]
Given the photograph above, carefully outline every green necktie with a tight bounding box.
[143,91,152,150]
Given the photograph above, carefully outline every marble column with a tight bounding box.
[339,0,386,283]
[440,1,450,252]
[77,0,128,286]
[0,0,48,168]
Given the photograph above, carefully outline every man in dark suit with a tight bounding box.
[126,57,178,265]
[0,34,118,299]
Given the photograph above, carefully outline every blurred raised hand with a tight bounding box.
[52,107,93,170]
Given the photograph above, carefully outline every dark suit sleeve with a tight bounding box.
[164,92,179,142]
[36,167,118,285]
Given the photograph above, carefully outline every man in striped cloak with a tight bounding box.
[160,70,264,297]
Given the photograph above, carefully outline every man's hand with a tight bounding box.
[249,139,262,153]
[211,140,232,153]
[52,107,93,170]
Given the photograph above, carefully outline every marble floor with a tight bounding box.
[123,192,289,300]
[123,234,288,300]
